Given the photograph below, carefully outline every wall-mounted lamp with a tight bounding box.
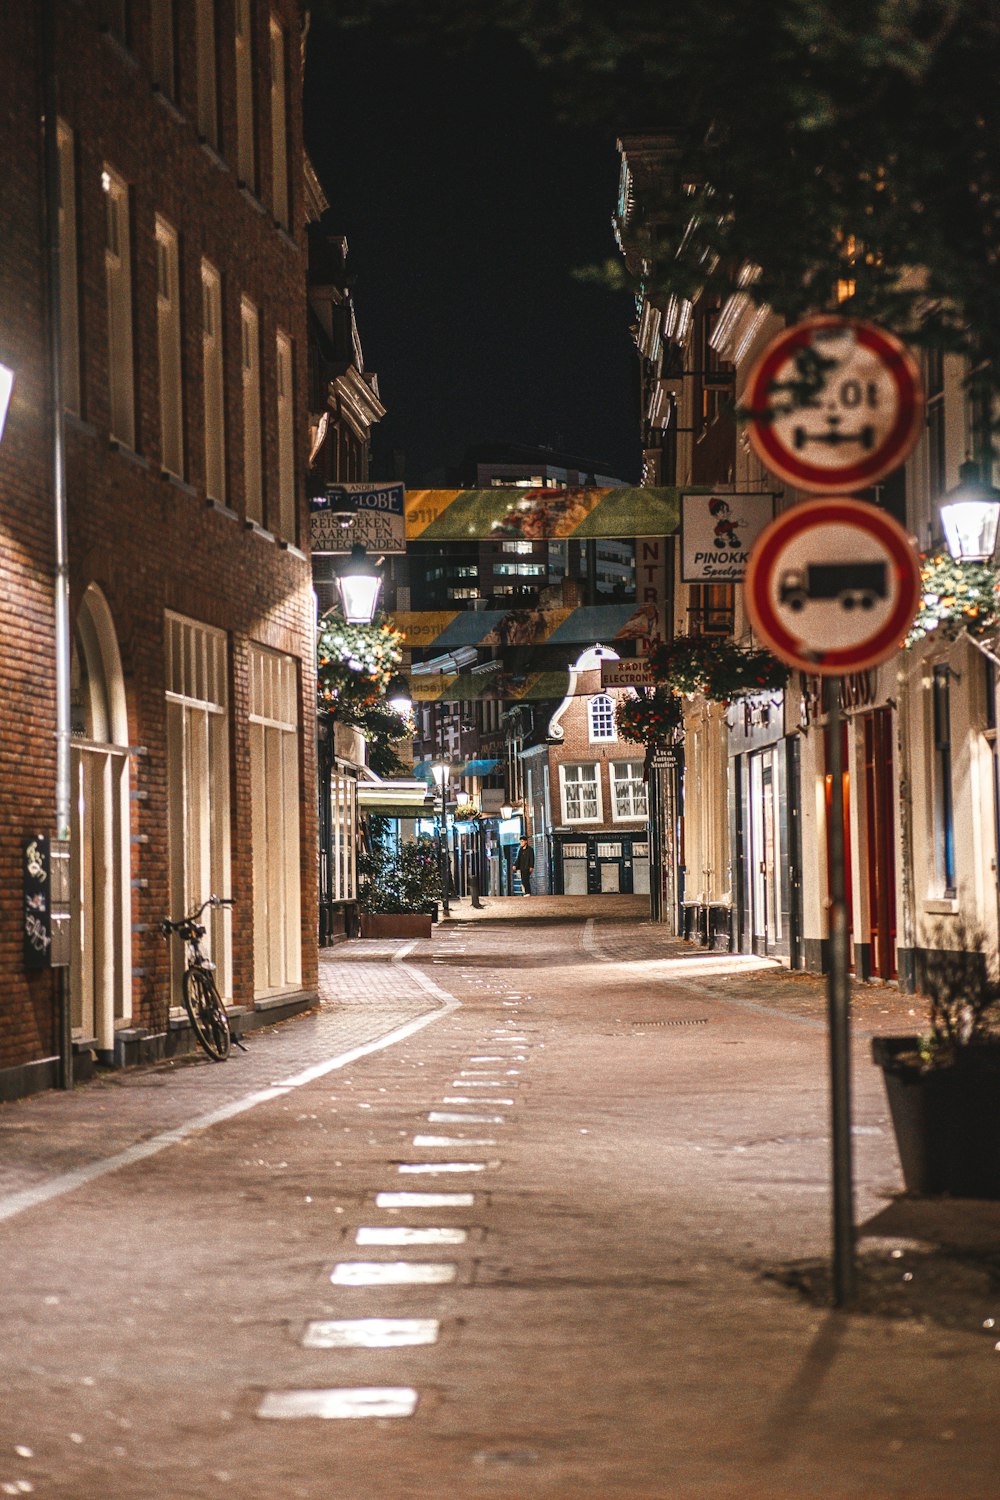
[0,363,14,445]
[939,460,1000,563]
[335,543,382,624]
[500,802,515,822]
[386,675,412,719]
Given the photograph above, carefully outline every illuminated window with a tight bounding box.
[275,330,295,538]
[269,16,289,227]
[201,260,225,501]
[589,694,616,742]
[235,0,256,188]
[561,763,601,823]
[103,165,134,448]
[241,297,262,522]
[249,645,301,996]
[155,217,183,477]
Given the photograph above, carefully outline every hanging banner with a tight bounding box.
[680,492,777,581]
[392,601,659,652]
[311,482,407,554]
[409,669,572,703]
[404,486,681,541]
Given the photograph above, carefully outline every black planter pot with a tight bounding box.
[872,1035,1000,1199]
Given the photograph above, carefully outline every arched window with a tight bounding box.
[589,693,616,742]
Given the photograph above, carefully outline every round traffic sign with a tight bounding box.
[744,499,921,675]
[745,317,923,493]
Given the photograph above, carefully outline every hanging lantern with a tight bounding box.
[939,461,1000,563]
[335,543,382,623]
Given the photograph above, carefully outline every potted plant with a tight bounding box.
[872,925,1000,1198]
[357,835,442,939]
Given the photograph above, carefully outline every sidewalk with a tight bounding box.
[0,950,441,1208]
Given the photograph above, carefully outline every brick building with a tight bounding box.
[521,649,650,897]
[0,0,317,1099]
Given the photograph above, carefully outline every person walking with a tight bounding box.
[514,835,535,896]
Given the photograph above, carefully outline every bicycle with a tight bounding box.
[160,895,237,1062]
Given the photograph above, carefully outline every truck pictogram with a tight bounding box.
[778,561,888,612]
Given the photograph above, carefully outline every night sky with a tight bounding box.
[303,15,640,486]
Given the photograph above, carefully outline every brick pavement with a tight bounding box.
[0,949,441,1204]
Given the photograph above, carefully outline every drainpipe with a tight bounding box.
[42,0,73,1086]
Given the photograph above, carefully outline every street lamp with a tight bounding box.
[335,543,382,623]
[386,675,413,719]
[500,801,515,822]
[939,460,1000,563]
[431,760,451,915]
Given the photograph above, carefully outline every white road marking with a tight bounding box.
[330,1262,456,1285]
[258,1388,418,1419]
[302,1319,439,1348]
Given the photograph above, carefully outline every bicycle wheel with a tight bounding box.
[183,967,231,1061]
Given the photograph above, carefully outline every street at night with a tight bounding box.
[3,5,1000,1497]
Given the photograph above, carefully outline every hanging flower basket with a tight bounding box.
[906,548,1000,646]
[647,634,788,702]
[615,690,683,747]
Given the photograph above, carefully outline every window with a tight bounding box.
[165,613,232,1000]
[269,16,289,227]
[687,583,735,636]
[448,587,480,600]
[201,260,225,500]
[502,541,535,554]
[155,217,183,478]
[56,121,80,415]
[932,665,956,895]
[589,694,616,742]
[151,0,175,96]
[275,329,295,538]
[561,763,601,823]
[195,0,218,146]
[611,762,647,820]
[241,297,262,522]
[235,0,256,189]
[249,645,302,995]
[494,562,545,576]
[103,166,134,448]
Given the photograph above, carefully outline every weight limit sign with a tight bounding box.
[744,317,924,494]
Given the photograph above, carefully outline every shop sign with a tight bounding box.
[311,482,406,554]
[680,491,776,581]
[23,833,51,969]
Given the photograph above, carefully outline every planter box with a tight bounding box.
[872,1035,1000,1199]
[359,912,433,940]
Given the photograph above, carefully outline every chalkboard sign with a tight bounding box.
[23,833,52,969]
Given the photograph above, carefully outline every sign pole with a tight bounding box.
[826,681,856,1306]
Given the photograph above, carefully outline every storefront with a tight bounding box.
[729,692,803,962]
[553,831,649,895]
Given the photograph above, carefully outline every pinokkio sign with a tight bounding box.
[680,492,776,582]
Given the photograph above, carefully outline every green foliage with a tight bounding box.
[357,834,442,915]
[647,635,789,701]
[906,548,1000,644]
[317,612,409,774]
[323,0,1000,410]
[917,920,1000,1065]
[615,689,683,746]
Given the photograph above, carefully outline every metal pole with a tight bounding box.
[827,681,856,1306]
[439,774,450,916]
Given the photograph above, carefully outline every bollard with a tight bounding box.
[470,873,483,909]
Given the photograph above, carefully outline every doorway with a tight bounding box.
[862,708,897,979]
[70,586,132,1052]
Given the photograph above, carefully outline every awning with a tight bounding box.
[459,759,499,777]
[357,780,434,818]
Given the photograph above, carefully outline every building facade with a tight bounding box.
[0,0,317,1098]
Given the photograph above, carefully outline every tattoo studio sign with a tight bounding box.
[680,492,776,581]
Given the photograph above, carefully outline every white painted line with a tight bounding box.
[443,1097,514,1106]
[451,1080,516,1088]
[398,1162,493,1175]
[258,1388,417,1419]
[302,1319,438,1348]
[413,1136,497,1148]
[428,1113,504,1126]
[376,1191,474,1208]
[356,1226,466,1246]
[331,1261,457,1285]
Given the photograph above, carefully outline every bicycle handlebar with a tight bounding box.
[160,894,235,937]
